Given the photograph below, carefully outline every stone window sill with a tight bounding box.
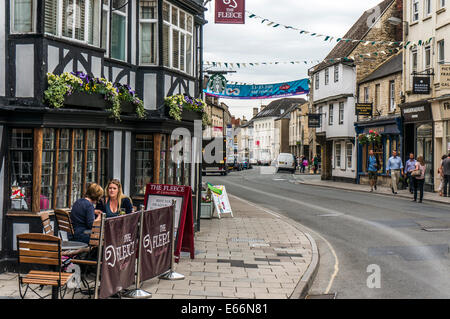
[422,16,432,22]
[437,8,446,15]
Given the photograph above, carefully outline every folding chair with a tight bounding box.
[70,214,105,299]
[16,233,73,299]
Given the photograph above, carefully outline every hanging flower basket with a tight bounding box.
[64,91,110,110]
[358,130,382,145]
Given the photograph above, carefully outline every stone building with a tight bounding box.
[400,0,450,191]
[355,53,403,187]
[289,102,311,159]
[204,95,232,138]
[309,0,403,183]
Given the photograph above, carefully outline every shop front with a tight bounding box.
[355,115,403,187]
[400,101,434,191]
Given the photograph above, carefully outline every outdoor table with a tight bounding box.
[62,240,88,250]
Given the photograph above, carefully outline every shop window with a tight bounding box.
[329,104,334,126]
[71,129,84,205]
[56,129,71,208]
[9,129,33,211]
[417,124,433,184]
[134,134,154,195]
[99,131,109,188]
[160,134,167,184]
[41,129,55,211]
[86,129,97,184]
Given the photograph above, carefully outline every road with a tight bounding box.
[205,167,450,299]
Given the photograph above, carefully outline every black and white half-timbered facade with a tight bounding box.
[0,0,206,270]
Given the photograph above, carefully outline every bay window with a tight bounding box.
[111,0,127,61]
[134,134,154,195]
[44,0,101,46]
[162,1,194,75]
[11,0,35,33]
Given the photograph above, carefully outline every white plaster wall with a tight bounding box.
[144,73,157,110]
[16,44,35,97]
[113,131,122,180]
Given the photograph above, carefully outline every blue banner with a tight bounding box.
[204,78,309,100]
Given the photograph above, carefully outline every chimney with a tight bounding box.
[253,108,259,117]
[260,105,267,111]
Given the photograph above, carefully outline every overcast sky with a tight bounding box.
[203,0,383,121]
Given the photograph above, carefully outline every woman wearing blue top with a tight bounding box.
[69,183,104,244]
[96,179,133,218]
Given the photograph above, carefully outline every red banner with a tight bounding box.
[215,0,245,24]
[144,184,195,262]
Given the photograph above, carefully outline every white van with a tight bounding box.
[276,153,296,173]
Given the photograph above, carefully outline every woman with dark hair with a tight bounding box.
[412,156,426,203]
[438,154,447,196]
[69,183,104,244]
[96,179,133,218]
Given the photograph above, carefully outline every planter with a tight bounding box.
[121,101,135,114]
[200,201,213,219]
[64,92,110,110]
[165,107,203,122]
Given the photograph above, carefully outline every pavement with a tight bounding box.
[292,172,450,205]
[0,194,318,300]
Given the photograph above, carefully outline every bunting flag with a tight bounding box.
[246,10,432,48]
[204,47,401,69]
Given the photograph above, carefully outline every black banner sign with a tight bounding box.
[308,114,321,128]
[355,103,373,116]
[413,76,430,94]
[140,206,174,282]
[100,213,140,299]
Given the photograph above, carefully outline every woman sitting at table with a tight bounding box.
[96,179,133,218]
[69,183,104,244]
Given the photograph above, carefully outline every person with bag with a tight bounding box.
[96,179,133,218]
[411,156,426,203]
[302,158,309,174]
[386,150,404,195]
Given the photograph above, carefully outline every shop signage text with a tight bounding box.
[440,64,450,89]
[215,0,245,24]
[355,103,373,116]
[308,114,321,128]
[413,76,430,94]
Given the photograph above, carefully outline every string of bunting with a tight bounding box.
[204,47,403,69]
[246,10,432,48]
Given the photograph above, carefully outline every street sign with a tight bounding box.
[355,103,373,116]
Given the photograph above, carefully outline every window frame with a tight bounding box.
[338,102,344,125]
[10,0,37,34]
[424,0,432,16]
[424,45,432,70]
[412,0,419,22]
[44,0,102,46]
[346,143,353,169]
[411,46,418,72]
[364,86,369,103]
[389,80,396,112]
[334,64,339,82]
[139,0,158,65]
[325,68,329,85]
[162,1,194,75]
[329,104,334,126]
[315,72,320,90]
[110,0,128,61]
[438,39,445,64]
[335,142,341,169]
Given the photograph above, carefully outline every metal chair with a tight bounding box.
[16,233,73,299]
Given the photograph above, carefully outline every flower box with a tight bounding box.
[64,92,110,110]
[165,107,202,122]
[121,101,135,115]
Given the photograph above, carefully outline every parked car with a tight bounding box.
[276,153,296,173]
[249,158,258,166]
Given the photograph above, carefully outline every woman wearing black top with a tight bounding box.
[96,179,133,218]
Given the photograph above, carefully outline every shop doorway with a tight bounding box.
[416,123,433,187]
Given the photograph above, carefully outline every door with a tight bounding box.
[416,124,433,186]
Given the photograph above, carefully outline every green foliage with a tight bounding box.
[164,94,210,127]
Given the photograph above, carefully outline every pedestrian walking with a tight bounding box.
[313,155,319,174]
[302,157,309,174]
[442,153,450,197]
[438,155,447,196]
[411,156,426,203]
[386,150,403,195]
[367,150,380,192]
[404,153,417,194]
